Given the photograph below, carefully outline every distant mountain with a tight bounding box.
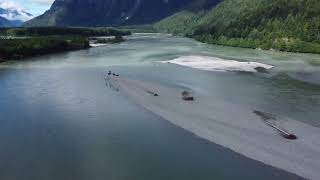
[155,0,320,54]
[0,7,33,21]
[25,0,207,27]
[0,16,11,27]
[0,7,33,27]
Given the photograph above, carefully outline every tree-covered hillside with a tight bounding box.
[0,27,131,61]
[0,27,131,37]
[0,36,89,61]
[155,0,320,54]
[154,11,205,36]
[154,0,221,35]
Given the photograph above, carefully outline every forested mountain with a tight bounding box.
[24,0,320,54]
[155,0,320,54]
[25,0,201,27]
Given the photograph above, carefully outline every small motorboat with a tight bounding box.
[182,90,194,101]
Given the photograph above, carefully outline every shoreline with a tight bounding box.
[109,75,320,180]
[0,46,89,63]
[0,36,90,62]
[0,39,125,63]
[153,32,320,55]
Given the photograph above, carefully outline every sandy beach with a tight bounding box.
[162,56,274,73]
[109,75,320,180]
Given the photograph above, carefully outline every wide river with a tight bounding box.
[0,34,319,180]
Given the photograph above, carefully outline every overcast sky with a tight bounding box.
[0,0,54,15]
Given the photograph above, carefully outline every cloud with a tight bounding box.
[0,0,23,9]
[0,0,35,21]
[0,0,53,17]
[30,0,54,5]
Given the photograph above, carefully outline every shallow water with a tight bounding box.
[1,34,319,179]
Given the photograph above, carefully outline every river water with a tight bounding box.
[0,34,319,179]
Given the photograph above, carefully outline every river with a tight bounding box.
[0,33,319,179]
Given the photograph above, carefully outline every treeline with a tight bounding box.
[91,36,126,44]
[0,36,89,61]
[154,11,205,36]
[0,27,132,61]
[117,24,157,33]
[155,0,320,54]
[0,27,131,37]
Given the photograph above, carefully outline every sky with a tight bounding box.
[0,0,54,16]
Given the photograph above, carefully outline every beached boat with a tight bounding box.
[182,91,194,101]
[253,110,297,140]
[147,90,159,97]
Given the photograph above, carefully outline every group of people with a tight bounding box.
[105,70,119,92]
[108,70,119,77]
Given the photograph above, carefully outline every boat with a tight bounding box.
[182,91,194,101]
[253,110,297,140]
[147,90,159,97]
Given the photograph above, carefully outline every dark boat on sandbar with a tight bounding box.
[253,110,297,140]
[182,91,194,101]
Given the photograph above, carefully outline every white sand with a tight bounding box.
[163,56,274,72]
[90,43,109,47]
[111,76,320,180]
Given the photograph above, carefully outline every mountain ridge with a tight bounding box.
[25,0,206,27]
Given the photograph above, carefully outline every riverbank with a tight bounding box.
[0,36,90,62]
[0,27,131,37]
[0,27,131,62]
[153,29,320,55]
[194,35,320,55]
[109,75,320,180]
[89,36,126,46]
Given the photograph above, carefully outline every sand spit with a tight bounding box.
[110,76,320,180]
[90,43,109,47]
[162,56,274,73]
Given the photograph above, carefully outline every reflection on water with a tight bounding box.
[1,34,318,179]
